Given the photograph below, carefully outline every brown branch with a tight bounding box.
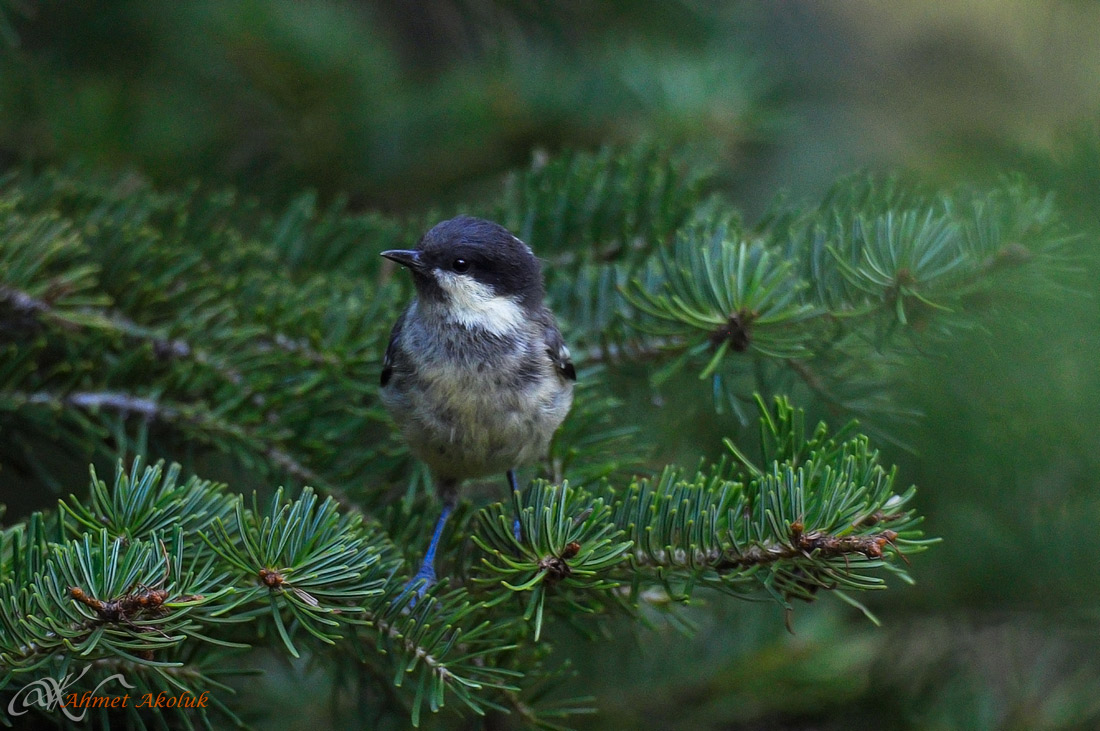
[3,282,365,508]
[716,521,900,573]
[4,282,340,390]
[630,520,904,574]
[367,612,454,684]
[15,389,355,509]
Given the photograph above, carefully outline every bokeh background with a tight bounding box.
[3,1,1100,728]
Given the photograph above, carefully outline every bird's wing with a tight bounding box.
[380,309,407,387]
[543,316,577,382]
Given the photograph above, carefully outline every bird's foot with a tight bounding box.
[411,559,437,588]
[395,498,453,607]
[396,558,437,608]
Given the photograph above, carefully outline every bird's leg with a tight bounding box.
[412,500,454,585]
[507,469,522,541]
[406,479,458,596]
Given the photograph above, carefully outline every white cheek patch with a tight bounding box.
[434,272,525,334]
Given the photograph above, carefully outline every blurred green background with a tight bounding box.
[3,1,1100,728]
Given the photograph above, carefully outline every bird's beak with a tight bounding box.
[380,249,426,271]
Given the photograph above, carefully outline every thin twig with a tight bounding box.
[0,284,49,316]
[631,521,905,574]
[16,389,358,509]
[574,336,683,366]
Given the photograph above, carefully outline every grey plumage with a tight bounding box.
[380,216,575,503]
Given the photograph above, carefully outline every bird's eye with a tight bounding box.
[452,258,470,273]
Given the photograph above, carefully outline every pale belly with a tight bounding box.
[382,354,573,481]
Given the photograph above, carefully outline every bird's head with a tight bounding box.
[382,217,544,331]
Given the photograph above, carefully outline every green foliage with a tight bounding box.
[635,174,1071,347]
[628,228,820,365]
[0,459,525,727]
[494,143,713,259]
[1,401,925,727]
[474,482,633,641]
[2,4,1098,728]
[0,144,1076,728]
[0,1,764,207]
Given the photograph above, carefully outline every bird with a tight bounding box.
[379,216,576,588]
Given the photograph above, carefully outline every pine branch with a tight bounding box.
[0,381,936,726]
[604,174,1076,424]
[2,159,1066,504]
[4,150,1072,727]
[1,178,406,504]
[1,461,532,727]
[8,390,337,500]
[492,141,714,260]
[711,518,905,572]
[468,397,931,639]
[27,391,163,419]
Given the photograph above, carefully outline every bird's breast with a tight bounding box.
[381,320,572,480]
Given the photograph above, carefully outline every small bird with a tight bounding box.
[380,216,576,587]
